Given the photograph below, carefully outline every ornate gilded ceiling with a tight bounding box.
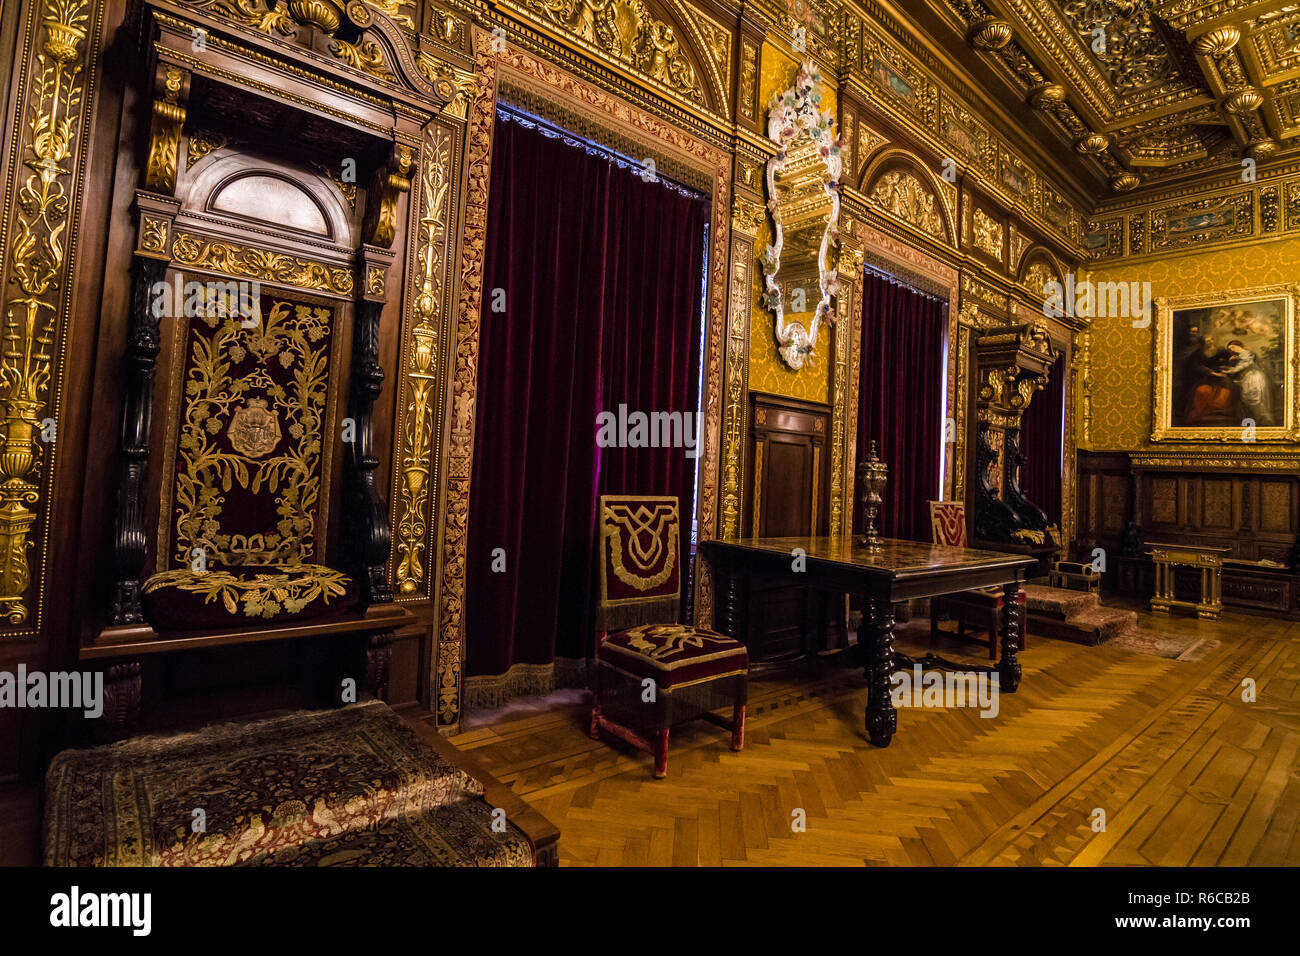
[922,0,1300,195]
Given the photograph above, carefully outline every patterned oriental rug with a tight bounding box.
[1021,585,1217,662]
[43,701,533,866]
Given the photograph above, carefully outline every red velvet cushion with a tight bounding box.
[141,564,359,631]
[599,624,748,689]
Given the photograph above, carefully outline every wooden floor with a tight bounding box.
[452,611,1300,866]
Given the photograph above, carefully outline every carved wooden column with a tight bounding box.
[108,60,190,624]
[346,245,399,606]
[109,204,174,624]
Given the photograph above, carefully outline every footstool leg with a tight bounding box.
[589,702,602,740]
[653,728,669,778]
[731,703,746,751]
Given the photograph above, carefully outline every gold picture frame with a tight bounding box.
[1152,284,1300,443]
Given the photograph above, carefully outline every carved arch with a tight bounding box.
[184,153,355,248]
[662,0,730,118]
[860,149,956,247]
[1018,246,1066,297]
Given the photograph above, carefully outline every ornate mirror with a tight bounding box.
[761,62,843,370]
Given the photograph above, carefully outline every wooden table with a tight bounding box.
[1146,542,1230,620]
[698,537,1036,748]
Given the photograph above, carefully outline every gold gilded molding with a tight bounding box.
[140,216,170,255]
[170,232,354,295]
[721,241,751,540]
[436,34,499,726]
[145,66,187,194]
[186,129,229,169]
[394,125,451,596]
[973,207,1003,259]
[869,170,945,239]
[366,145,414,248]
[0,0,93,628]
[331,36,393,80]
[362,0,413,28]
[740,40,757,119]
[514,0,704,104]
[731,196,765,238]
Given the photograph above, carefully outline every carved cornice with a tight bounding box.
[169,231,355,294]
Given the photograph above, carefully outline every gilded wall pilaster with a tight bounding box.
[391,115,462,601]
[0,0,102,633]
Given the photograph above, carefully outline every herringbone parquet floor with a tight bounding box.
[447,613,1300,866]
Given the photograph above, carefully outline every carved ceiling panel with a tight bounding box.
[924,0,1300,195]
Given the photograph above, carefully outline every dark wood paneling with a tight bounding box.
[1079,450,1300,619]
[739,394,837,661]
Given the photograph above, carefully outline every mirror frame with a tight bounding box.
[760,62,843,370]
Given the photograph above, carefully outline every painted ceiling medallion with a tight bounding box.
[761,62,842,371]
[1222,88,1264,114]
[1074,133,1109,154]
[1028,82,1067,109]
[1192,26,1240,57]
[1110,171,1141,192]
[967,18,1013,51]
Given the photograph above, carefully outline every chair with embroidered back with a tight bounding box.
[928,500,1027,658]
[591,495,748,778]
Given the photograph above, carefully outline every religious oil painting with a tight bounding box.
[1153,287,1298,442]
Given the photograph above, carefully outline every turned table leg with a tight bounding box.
[863,594,897,748]
[997,581,1022,694]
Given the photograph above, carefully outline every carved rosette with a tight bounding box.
[0,0,93,629]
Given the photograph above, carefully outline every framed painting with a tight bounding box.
[1152,285,1299,442]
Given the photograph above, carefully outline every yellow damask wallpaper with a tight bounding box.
[1084,236,1300,452]
[745,42,835,407]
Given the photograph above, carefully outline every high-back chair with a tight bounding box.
[928,500,1027,658]
[590,495,748,778]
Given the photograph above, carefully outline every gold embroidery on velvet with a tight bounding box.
[143,565,351,619]
[604,503,678,592]
[173,296,333,567]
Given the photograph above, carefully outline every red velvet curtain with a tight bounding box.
[853,270,947,541]
[466,113,709,685]
[1019,352,1065,526]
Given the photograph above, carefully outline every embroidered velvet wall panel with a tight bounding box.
[158,290,342,572]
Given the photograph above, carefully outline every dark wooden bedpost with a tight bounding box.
[110,195,176,625]
[345,290,394,606]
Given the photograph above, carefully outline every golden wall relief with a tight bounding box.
[721,217,755,541]
[435,35,731,725]
[501,0,724,112]
[869,169,947,241]
[842,10,1084,252]
[392,124,454,598]
[1083,235,1300,456]
[0,0,97,631]
[170,233,355,295]
[1094,170,1300,263]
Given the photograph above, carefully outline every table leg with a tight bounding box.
[997,581,1022,694]
[863,594,897,748]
